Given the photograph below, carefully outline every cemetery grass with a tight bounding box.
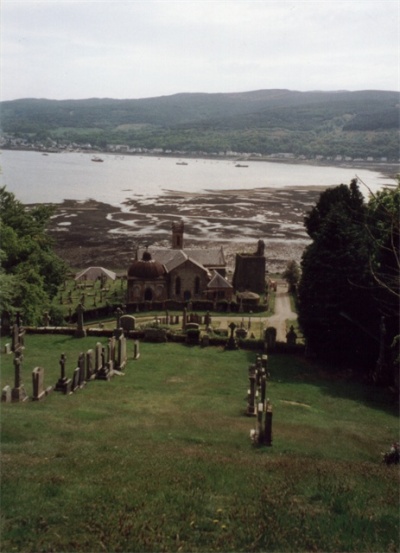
[1,336,399,553]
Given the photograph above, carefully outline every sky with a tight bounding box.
[1,0,399,101]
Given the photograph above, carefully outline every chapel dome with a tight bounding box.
[128,251,166,279]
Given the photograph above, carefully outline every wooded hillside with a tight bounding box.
[1,89,399,159]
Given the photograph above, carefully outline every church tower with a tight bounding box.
[172,221,184,249]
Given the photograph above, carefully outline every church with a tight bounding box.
[127,221,233,305]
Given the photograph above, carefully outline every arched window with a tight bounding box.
[194,276,200,295]
[175,277,181,296]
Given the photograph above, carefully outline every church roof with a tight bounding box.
[207,270,233,289]
[138,246,226,272]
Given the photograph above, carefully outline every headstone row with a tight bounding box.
[2,333,133,402]
[246,355,272,447]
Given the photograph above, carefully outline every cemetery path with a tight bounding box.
[266,282,298,341]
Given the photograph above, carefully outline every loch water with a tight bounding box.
[0,149,395,206]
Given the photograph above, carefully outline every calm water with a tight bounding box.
[0,149,395,206]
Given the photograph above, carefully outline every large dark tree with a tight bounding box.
[298,180,380,369]
[0,187,67,325]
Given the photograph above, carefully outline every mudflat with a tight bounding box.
[48,185,329,273]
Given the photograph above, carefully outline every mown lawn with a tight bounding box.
[1,335,399,552]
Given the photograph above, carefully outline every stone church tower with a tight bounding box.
[172,221,184,249]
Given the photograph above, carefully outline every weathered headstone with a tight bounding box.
[77,353,86,388]
[4,343,11,355]
[1,385,11,403]
[108,336,116,373]
[71,367,80,392]
[225,322,238,350]
[185,322,200,345]
[86,349,95,381]
[264,327,277,350]
[96,347,112,381]
[264,402,273,446]
[116,334,127,371]
[74,302,86,338]
[201,334,210,347]
[120,315,136,333]
[11,353,28,402]
[246,364,257,416]
[133,340,140,360]
[55,353,72,394]
[95,342,103,373]
[286,325,297,346]
[32,367,46,401]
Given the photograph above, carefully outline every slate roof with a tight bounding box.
[207,270,233,289]
[138,246,226,272]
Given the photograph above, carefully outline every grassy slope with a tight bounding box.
[1,335,399,552]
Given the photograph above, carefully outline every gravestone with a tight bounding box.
[201,334,210,347]
[1,385,11,403]
[86,349,95,381]
[95,342,103,373]
[264,403,273,446]
[108,336,116,370]
[264,327,277,350]
[11,353,28,402]
[71,367,80,392]
[75,302,87,338]
[185,322,200,345]
[286,325,297,346]
[246,364,257,416]
[77,353,86,388]
[32,367,46,401]
[204,311,211,328]
[115,307,124,329]
[55,354,72,394]
[4,343,11,355]
[116,335,127,371]
[133,340,140,360]
[225,322,238,350]
[96,347,112,381]
[120,315,136,333]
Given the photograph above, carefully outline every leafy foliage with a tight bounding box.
[0,187,67,325]
[299,179,400,377]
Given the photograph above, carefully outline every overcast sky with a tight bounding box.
[1,0,399,101]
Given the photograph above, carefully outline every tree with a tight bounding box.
[282,260,301,293]
[0,187,67,325]
[298,180,379,368]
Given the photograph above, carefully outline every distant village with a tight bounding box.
[0,135,392,164]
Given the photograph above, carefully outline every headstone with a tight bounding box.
[11,324,20,353]
[108,336,116,374]
[185,322,200,345]
[95,342,103,372]
[120,315,136,333]
[4,343,11,355]
[115,307,124,329]
[264,403,273,446]
[96,347,112,381]
[116,335,127,371]
[11,353,28,402]
[246,364,257,416]
[133,340,140,360]
[264,327,277,350]
[225,322,238,350]
[86,349,95,381]
[286,325,297,346]
[32,367,46,401]
[201,334,210,347]
[71,367,80,392]
[55,353,72,394]
[1,385,11,403]
[75,302,87,338]
[77,353,86,388]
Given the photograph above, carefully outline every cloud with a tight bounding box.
[1,0,399,100]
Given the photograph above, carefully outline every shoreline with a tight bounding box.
[2,146,399,180]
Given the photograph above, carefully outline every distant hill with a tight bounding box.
[1,90,399,159]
